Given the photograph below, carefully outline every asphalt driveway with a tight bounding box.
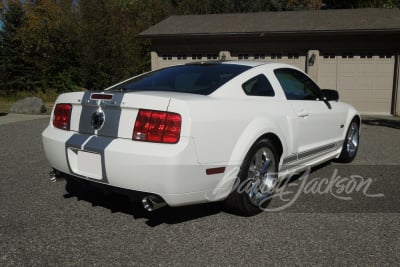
[0,116,399,266]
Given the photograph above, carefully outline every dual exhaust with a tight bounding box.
[50,170,166,212]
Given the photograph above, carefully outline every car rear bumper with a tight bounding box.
[42,126,236,206]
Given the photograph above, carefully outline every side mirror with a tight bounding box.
[321,89,339,101]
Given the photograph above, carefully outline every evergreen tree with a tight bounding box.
[0,0,36,95]
[1,0,398,96]
[17,0,80,92]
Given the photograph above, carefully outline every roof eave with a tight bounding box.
[139,28,400,39]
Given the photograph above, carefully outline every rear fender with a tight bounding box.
[211,118,290,199]
[228,118,290,166]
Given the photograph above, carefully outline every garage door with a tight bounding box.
[235,53,306,71]
[317,53,394,114]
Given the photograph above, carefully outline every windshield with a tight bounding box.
[109,63,252,95]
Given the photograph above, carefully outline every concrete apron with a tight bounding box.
[0,113,50,126]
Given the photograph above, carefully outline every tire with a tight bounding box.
[224,139,279,216]
[337,118,360,163]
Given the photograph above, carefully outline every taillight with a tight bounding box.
[53,104,72,130]
[133,109,181,144]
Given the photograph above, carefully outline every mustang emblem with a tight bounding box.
[91,108,105,130]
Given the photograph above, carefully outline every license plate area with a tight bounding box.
[67,148,103,180]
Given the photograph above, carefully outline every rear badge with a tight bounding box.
[91,108,105,130]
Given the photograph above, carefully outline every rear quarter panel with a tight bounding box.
[167,82,293,166]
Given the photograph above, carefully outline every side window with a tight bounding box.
[274,68,321,100]
[242,74,275,97]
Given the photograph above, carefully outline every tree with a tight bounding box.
[1,0,398,96]
[76,0,172,90]
[17,0,80,92]
[77,0,136,90]
[174,0,280,14]
[0,0,37,95]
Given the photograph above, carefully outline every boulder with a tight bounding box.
[9,97,47,114]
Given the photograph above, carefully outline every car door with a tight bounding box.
[274,68,346,161]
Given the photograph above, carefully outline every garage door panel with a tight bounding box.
[318,76,336,89]
[358,91,375,100]
[318,56,336,88]
[321,63,336,72]
[339,91,356,100]
[375,76,393,89]
[356,101,389,113]
[375,90,392,101]
[358,63,374,73]
[357,76,374,89]
[354,102,371,112]
[338,76,356,90]
[374,102,391,113]
[318,52,394,114]
[376,63,394,73]
[338,63,356,73]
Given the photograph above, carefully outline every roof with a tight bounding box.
[140,8,400,37]
[222,61,267,67]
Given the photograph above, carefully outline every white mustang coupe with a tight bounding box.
[42,61,360,215]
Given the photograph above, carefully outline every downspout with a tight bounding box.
[391,51,399,116]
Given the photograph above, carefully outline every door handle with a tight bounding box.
[297,110,309,118]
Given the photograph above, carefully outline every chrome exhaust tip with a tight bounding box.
[142,195,167,212]
[49,170,62,182]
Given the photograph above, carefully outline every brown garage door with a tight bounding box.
[317,53,394,114]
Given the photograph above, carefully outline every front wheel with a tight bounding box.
[224,139,279,216]
[337,119,360,163]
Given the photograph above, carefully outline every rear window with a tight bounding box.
[110,64,251,95]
